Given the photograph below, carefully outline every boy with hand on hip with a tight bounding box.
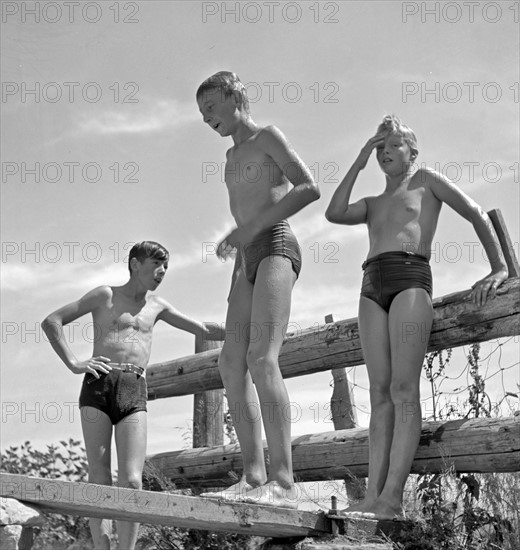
[326,115,507,520]
[43,241,224,549]
[196,71,320,508]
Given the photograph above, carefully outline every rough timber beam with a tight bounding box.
[0,473,330,538]
[148,417,520,488]
[146,278,520,399]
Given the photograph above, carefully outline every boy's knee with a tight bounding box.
[120,475,142,491]
[246,347,276,375]
[369,384,392,406]
[390,380,419,403]
[218,349,242,372]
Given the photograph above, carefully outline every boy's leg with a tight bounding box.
[81,406,113,550]
[364,288,433,519]
[205,270,267,499]
[342,296,393,514]
[240,255,298,508]
[114,410,147,550]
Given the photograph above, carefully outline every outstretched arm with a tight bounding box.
[429,171,508,306]
[156,298,225,341]
[42,286,112,378]
[325,133,385,225]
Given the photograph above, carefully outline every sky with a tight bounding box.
[1,0,519,464]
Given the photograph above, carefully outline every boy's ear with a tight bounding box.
[231,90,242,108]
[129,257,140,274]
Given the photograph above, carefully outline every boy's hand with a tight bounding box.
[354,133,386,170]
[70,356,112,378]
[217,226,255,260]
[203,322,226,341]
[470,268,508,307]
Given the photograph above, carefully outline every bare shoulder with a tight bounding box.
[413,166,449,188]
[256,125,289,148]
[149,294,176,313]
[83,285,113,304]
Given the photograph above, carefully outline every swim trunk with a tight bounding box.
[360,251,433,313]
[229,220,302,298]
[79,367,147,425]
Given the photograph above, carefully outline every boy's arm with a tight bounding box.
[236,126,320,236]
[326,133,385,225]
[42,286,112,377]
[156,297,225,341]
[428,170,508,305]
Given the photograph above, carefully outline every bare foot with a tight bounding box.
[338,498,375,517]
[240,481,299,509]
[200,480,259,501]
[353,499,403,521]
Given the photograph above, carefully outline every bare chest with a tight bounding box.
[225,145,281,189]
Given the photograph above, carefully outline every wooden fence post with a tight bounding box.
[192,336,224,448]
[326,314,366,502]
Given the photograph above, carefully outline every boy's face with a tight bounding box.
[133,257,168,290]
[376,133,414,176]
[197,87,240,137]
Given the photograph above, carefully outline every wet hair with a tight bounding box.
[377,115,418,160]
[196,71,250,113]
[128,241,169,274]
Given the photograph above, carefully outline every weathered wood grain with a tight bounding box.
[146,278,520,399]
[148,417,520,488]
[0,473,330,538]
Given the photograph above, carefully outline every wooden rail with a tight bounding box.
[148,416,520,488]
[146,278,520,399]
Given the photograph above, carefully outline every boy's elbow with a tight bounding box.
[42,314,59,335]
[306,182,321,203]
[325,204,341,223]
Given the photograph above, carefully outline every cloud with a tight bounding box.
[79,99,198,136]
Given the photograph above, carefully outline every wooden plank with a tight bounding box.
[265,538,392,550]
[146,278,520,399]
[0,473,330,538]
[148,417,520,488]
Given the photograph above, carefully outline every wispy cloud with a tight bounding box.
[79,98,198,136]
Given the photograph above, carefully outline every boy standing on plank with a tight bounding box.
[326,115,507,519]
[196,71,320,508]
[43,241,224,549]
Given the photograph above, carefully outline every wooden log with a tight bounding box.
[146,278,520,399]
[192,337,224,448]
[0,473,330,538]
[326,314,365,502]
[147,417,520,488]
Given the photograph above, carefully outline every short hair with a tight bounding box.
[196,71,250,113]
[377,115,418,159]
[128,241,169,274]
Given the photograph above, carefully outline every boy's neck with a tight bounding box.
[231,117,259,147]
[384,166,416,191]
[120,280,148,302]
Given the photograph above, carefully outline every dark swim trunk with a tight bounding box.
[229,220,302,298]
[79,368,147,425]
[360,251,433,313]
